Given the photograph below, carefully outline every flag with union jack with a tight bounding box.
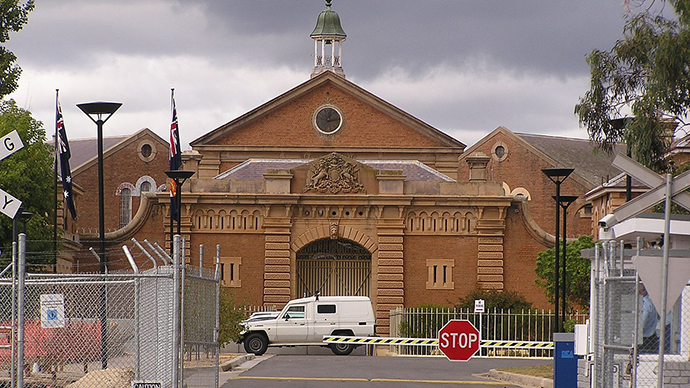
[57,95,77,219]
[169,89,182,218]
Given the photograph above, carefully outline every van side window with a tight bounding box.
[317,304,336,314]
[285,305,306,319]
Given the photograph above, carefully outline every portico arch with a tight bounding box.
[296,237,372,297]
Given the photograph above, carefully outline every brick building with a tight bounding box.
[58,1,625,333]
[56,128,169,272]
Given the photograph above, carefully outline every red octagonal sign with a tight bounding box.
[438,319,480,361]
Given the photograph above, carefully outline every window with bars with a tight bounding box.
[426,259,455,290]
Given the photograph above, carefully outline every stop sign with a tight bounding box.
[438,319,480,361]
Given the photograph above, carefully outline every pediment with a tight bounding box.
[190,72,465,151]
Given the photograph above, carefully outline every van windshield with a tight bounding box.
[284,305,306,319]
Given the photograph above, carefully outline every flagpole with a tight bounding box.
[169,88,174,255]
[53,89,59,274]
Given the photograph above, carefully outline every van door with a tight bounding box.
[275,304,310,342]
[312,303,338,340]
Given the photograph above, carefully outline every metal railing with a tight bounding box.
[389,307,587,358]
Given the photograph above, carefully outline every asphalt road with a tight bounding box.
[219,354,551,387]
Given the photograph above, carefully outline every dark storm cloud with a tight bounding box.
[5,0,639,148]
[11,0,628,76]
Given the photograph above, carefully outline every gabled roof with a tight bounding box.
[50,135,128,171]
[666,133,690,159]
[51,128,167,175]
[190,71,465,149]
[462,126,624,189]
[518,132,626,188]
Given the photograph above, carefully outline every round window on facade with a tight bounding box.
[491,142,508,162]
[138,141,157,162]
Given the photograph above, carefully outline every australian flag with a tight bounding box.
[57,99,77,219]
[169,90,182,218]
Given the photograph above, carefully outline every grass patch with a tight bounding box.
[496,364,553,379]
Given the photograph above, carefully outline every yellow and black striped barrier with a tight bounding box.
[323,335,437,346]
[323,335,554,349]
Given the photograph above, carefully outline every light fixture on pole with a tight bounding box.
[165,170,195,253]
[556,194,578,328]
[609,117,634,201]
[77,101,121,370]
[542,167,574,333]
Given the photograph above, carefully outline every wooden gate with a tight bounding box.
[296,238,371,297]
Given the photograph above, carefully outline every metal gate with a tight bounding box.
[0,235,220,388]
[296,238,371,297]
[588,240,690,388]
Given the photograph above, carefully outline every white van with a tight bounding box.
[240,295,375,356]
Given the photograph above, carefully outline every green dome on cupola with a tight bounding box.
[310,0,346,38]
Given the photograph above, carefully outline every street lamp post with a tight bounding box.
[542,167,574,333]
[77,101,121,370]
[556,195,578,328]
[165,170,195,253]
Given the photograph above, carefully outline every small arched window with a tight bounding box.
[140,181,151,193]
[120,188,132,228]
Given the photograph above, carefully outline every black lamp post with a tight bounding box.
[556,195,578,328]
[165,170,195,253]
[77,101,121,369]
[542,167,574,333]
[609,117,634,201]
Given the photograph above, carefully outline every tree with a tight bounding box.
[0,0,34,98]
[575,1,690,171]
[0,100,55,271]
[534,235,594,312]
[218,288,249,346]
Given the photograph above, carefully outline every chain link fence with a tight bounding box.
[588,240,690,388]
[0,235,220,388]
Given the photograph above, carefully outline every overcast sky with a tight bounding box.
[6,0,640,150]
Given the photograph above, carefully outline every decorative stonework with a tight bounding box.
[477,237,504,290]
[329,221,339,239]
[305,153,365,194]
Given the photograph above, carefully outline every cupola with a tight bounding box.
[310,0,346,78]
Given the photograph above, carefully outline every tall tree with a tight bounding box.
[0,100,55,271]
[534,236,594,312]
[575,0,690,170]
[0,0,34,98]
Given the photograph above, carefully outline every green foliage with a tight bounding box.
[0,100,55,271]
[398,304,454,339]
[534,235,595,311]
[0,0,34,98]
[456,289,532,311]
[575,1,690,171]
[218,287,249,347]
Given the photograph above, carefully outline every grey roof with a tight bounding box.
[215,159,455,182]
[517,133,626,188]
[50,135,129,170]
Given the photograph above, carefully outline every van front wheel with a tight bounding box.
[330,343,354,356]
[244,333,268,355]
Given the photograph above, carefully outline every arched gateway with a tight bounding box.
[296,238,371,297]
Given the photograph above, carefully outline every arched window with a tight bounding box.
[120,188,132,228]
[140,181,151,193]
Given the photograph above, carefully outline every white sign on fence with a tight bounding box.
[474,299,485,314]
[40,294,65,328]
[0,130,24,162]
[0,188,21,219]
